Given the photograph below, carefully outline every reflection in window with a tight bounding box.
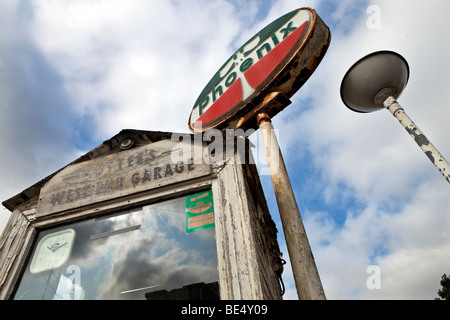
[14,192,219,300]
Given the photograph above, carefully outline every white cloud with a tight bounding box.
[0,0,85,203]
[28,0,252,138]
[302,180,450,299]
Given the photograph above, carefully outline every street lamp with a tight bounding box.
[340,51,450,183]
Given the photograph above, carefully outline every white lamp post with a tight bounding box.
[340,51,450,183]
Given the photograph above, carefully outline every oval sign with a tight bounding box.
[188,7,331,132]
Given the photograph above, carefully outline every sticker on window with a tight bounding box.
[186,190,215,233]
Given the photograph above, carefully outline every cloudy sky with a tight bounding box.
[1,0,449,300]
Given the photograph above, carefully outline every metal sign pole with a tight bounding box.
[257,112,326,300]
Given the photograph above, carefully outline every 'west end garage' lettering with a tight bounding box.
[50,159,195,207]
[37,140,212,216]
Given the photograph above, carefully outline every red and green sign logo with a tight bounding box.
[188,7,330,132]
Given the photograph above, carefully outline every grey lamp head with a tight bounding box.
[340,51,409,113]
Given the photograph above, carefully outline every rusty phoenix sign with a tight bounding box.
[188,7,331,132]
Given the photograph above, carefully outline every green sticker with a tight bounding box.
[186,190,215,233]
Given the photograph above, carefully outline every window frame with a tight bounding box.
[6,178,215,300]
[12,183,219,300]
